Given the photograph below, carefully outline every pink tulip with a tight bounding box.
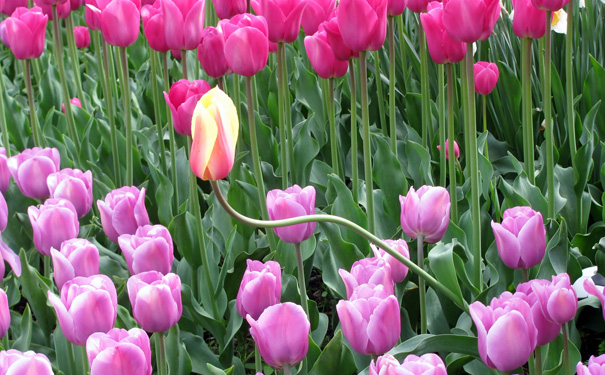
[0,289,9,339]
[531,0,569,11]
[474,61,499,95]
[89,0,140,47]
[51,238,100,291]
[491,206,546,269]
[442,0,501,43]
[370,353,448,375]
[0,148,9,194]
[266,185,316,244]
[35,0,68,6]
[370,239,410,283]
[47,168,93,218]
[162,0,205,51]
[211,0,245,19]
[0,237,21,281]
[4,6,47,59]
[236,259,282,320]
[301,0,335,35]
[531,273,577,325]
[0,20,8,47]
[247,302,310,369]
[511,0,547,39]
[0,0,27,15]
[577,354,605,375]
[420,2,466,64]
[127,271,182,332]
[399,185,450,243]
[28,199,79,256]
[339,258,394,298]
[337,283,400,355]
[336,0,387,52]
[197,27,231,78]
[87,328,152,375]
[74,26,90,48]
[584,278,605,321]
[70,0,84,11]
[118,224,174,275]
[142,1,169,52]
[387,0,405,15]
[220,13,269,77]
[48,274,118,345]
[62,97,83,113]
[304,26,348,79]
[436,139,460,160]
[470,292,537,372]
[250,0,306,43]
[0,192,6,232]
[515,280,561,346]
[7,147,61,199]
[322,13,359,61]
[369,354,401,375]
[406,0,430,12]
[85,0,108,30]
[163,79,211,136]
[0,350,54,375]
[35,0,71,19]
[97,186,150,243]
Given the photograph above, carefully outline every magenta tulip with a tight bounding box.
[337,283,400,355]
[3,6,47,60]
[28,199,79,256]
[47,168,93,218]
[515,280,561,346]
[87,328,152,375]
[0,192,6,232]
[577,355,605,375]
[163,79,211,136]
[474,61,499,95]
[142,1,169,52]
[162,0,205,51]
[491,206,546,269]
[531,273,577,325]
[236,259,282,320]
[247,302,310,369]
[370,239,410,283]
[127,271,182,332]
[0,350,54,375]
[250,0,306,43]
[118,224,174,275]
[97,186,150,243]
[436,139,460,160]
[51,238,100,291]
[34,0,71,19]
[399,185,450,243]
[48,274,118,345]
[62,97,83,113]
[197,27,231,78]
[0,148,9,194]
[322,13,359,61]
[85,0,108,30]
[442,0,501,43]
[339,257,394,298]
[336,0,387,52]
[211,0,245,19]
[89,0,140,47]
[266,185,316,244]
[301,0,335,35]
[220,13,269,77]
[0,289,9,339]
[7,147,61,199]
[0,236,21,281]
[70,0,84,11]
[406,0,430,12]
[74,26,90,48]
[304,26,348,79]
[420,2,467,64]
[531,0,569,11]
[511,0,547,39]
[0,0,27,15]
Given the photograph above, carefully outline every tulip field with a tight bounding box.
[2,0,605,373]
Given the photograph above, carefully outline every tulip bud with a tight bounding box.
[436,139,460,160]
[512,0,547,39]
[51,238,100,291]
[211,0,246,19]
[118,224,174,275]
[95,0,140,47]
[162,0,205,51]
[370,239,410,283]
[0,148,10,194]
[399,185,450,244]
[301,0,335,35]
[406,0,430,12]
[251,0,306,43]
[266,185,316,244]
[28,199,80,256]
[0,289,9,339]
[127,271,182,332]
[74,26,91,48]
[0,0,27,15]
[97,186,150,243]
[339,258,394,298]
[531,273,577,325]
[336,0,388,52]
[62,97,83,113]
[87,328,152,375]
[141,2,169,52]
[474,61,499,95]
[4,6,48,59]
[7,147,61,199]
[197,26,231,79]
[577,354,605,375]
[322,14,359,61]
[442,0,501,43]
[163,79,211,136]
[304,26,349,79]
[47,168,93,218]
[220,13,269,77]
[420,2,467,64]
[236,259,282,320]
[0,350,54,375]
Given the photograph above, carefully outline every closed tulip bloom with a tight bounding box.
[474,61,499,95]
[0,350,54,375]
[162,0,205,50]
[0,237,22,281]
[127,271,182,332]
[369,354,401,375]
[322,13,359,61]
[87,328,152,375]
[247,302,310,369]
[142,1,169,52]
[399,185,450,243]
[51,238,100,291]
[0,0,27,15]
[251,0,306,43]
[577,355,605,375]
[211,0,246,19]
[7,147,61,199]
[304,26,348,79]
[512,0,547,39]
[62,97,83,113]
[97,186,150,243]
[491,206,546,269]
[531,273,577,325]
[74,26,90,48]
[370,239,410,283]
[85,0,109,30]
[442,0,501,43]
[236,259,282,320]
[0,289,9,339]
[47,168,93,218]
[118,224,174,275]
[339,258,394,298]
[4,6,47,60]
[0,192,6,232]
[301,0,335,35]
[436,139,460,160]
[0,148,9,194]
[337,0,388,52]
[515,280,561,346]
[266,185,316,243]
[48,274,118,345]
[337,284,400,355]
[401,354,448,375]
[70,0,84,11]
[406,0,430,12]
[420,2,467,64]
[34,0,71,19]
[28,199,79,256]
[163,79,211,136]
[531,0,569,11]
[197,26,231,79]
[220,13,269,77]
[99,0,140,46]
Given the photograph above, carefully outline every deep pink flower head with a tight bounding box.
[584,278,605,321]
[491,206,545,269]
[162,0,205,50]
[370,239,410,283]
[339,257,394,298]
[0,350,54,375]
[515,279,561,346]
[266,185,316,244]
[4,6,47,60]
[62,97,83,113]
[7,147,61,199]
[236,259,282,320]
[512,0,547,39]
[436,139,460,160]
[442,0,501,43]
[0,236,21,281]
[247,302,310,369]
[163,79,211,136]
[74,26,91,48]
[142,1,169,52]
[219,13,269,77]
[322,13,359,61]
[301,0,335,35]
[406,0,430,12]
[336,0,388,52]
[51,238,100,291]
[118,224,174,275]
[84,0,107,30]
[387,0,405,15]
[337,283,400,355]
[34,0,67,7]
[577,354,605,375]
[304,25,348,79]
[0,289,9,339]
[87,328,152,375]
[48,274,118,346]
[97,186,151,243]
[474,61,499,95]
[399,185,450,243]
[0,148,9,194]
[211,0,245,19]
[0,0,27,15]
[99,0,141,47]
[70,0,84,11]
[127,271,182,332]
[197,26,231,78]
[531,273,577,325]
[531,0,569,11]
[47,168,93,218]
[251,0,306,43]
[420,2,466,64]
[28,199,79,256]
[470,292,537,372]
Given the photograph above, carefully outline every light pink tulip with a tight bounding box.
[142,1,169,52]
[251,0,306,43]
[266,185,316,244]
[322,13,359,61]
[163,79,211,136]
[442,0,501,43]
[74,26,90,48]
[339,258,394,298]
[370,353,448,375]
[336,0,388,52]
[577,354,605,375]
[97,186,150,243]
[0,236,21,281]
[220,13,269,77]
[301,0,335,35]
[515,280,561,346]
[0,350,54,375]
[162,0,205,50]
[127,271,182,332]
[420,2,466,64]
[512,0,547,39]
[7,147,61,199]
[474,61,499,95]
[0,289,9,339]
[47,168,93,218]
[436,139,460,160]
[236,259,282,320]
[399,185,450,243]
[0,148,9,194]
[531,0,569,11]
[87,328,152,375]
[3,6,47,59]
[304,25,349,79]
[28,199,79,256]
[51,238,100,291]
[0,0,27,15]
[118,224,174,275]
[369,354,401,375]
[370,239,410,283]
[197,26,231,78]
[211,0,246,19]
[531,273,577,325]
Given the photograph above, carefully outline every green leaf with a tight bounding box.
[166,326,193,375]
[169,212,203,267]
[427,242,464,307]
[309,331,357,375]
[389,334,479,358]
[17,249,54,334]
[12,304,32,352]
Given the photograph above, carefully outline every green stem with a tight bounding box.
[281,44,295,185]
[388,16,397,155]
[562,323,570,375]
[68,341,77,375]
[24,60,42,148]
[522,268,529,283]
[295,242,310,318]
[522,38,534,184]
[446,64,457,225]
[119,47,133,186]
[81,344,89,375]
[328,78,341,179]
[419,24,430,150]
[162,53,179,210]
[209,180,467,311]
[283,365,292,375]
[181,50,188,80]
[218,76,224,91]
[417,235,427,334]
[99,35,120,186]
[1,333,8,349]
[277,42,288,188]
[0,68,9,155]
[44,254,51,281]
[544,11,554,220]
[150,49,167,175]
[535,346,542,375]
[483,94,489,159]
[156,332,167,375]
[255,343,262,373]
[565,3,575,161]
[439,64,446,187]
[374,51,387,136]
[65,15,84,102]
[349,60,359,203]
[397,15,407,95]
[359,51,375,234]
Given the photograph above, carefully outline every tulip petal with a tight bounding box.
[101,0,140,47]
[132,285,179,332]
[190,100,218,179]
[90,343,148,375]
[491,221,522,269]
[0,236,21,277]
[336,300,369,354]
[516,213,545,268]
[485,311,533,372]
[70,290,116,345]
[271,197,310,243]
[183,0,204,49]
[366,296,399,354]
[223,27,268,77]
[337,0,377,51]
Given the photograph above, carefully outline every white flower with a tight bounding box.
[551,9,567,34]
